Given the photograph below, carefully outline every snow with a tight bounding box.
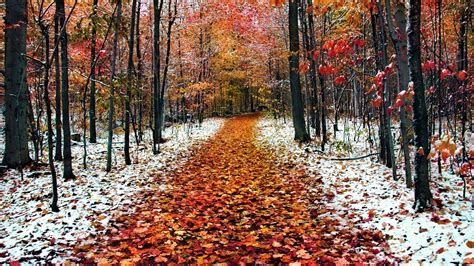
[0,119,224,263]
[256,116,474,264]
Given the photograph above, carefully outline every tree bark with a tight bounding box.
[407,0,432,211]
[56,0,75,180]
[89,0,98,143]
[124,0,137,165]
[152,0,164,154]
[39,19,59,212]
[3,0,31,168]
[106,0,122,172]
[386,0,413,187]
[288,0,309,142]
[54,15,62,161]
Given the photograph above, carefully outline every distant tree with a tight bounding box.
[3,0,32,168]
[407,0,432,211]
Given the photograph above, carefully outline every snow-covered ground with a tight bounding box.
[0,119,224,263]
[256,116,474,264]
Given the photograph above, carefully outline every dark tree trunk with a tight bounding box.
[152,0,164,154]
[136,0,144,143]
[288,0,309,142]
[54,15,62,161]
[89,0,98,143]
[407,0,432,211]
[306,0,320,137]
[458,1,469,161]
[39,20,59,212]
[124,0,137,165]
[3,0,32,168]
[106,0,122,172]
[56,0,75,180]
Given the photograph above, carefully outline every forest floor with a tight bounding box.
[1,114,473,264]
[73,113,394,264]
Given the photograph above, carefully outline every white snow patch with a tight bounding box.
[256,116,474,264]
[0,119,224,263]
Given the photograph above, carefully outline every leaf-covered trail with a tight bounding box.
[76,114,392,264]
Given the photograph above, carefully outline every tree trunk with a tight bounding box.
[288,0,309,142]
[106,0,122,172]
[407,0,432,211]
[306,0,320,137]
[3,0,32,168]
[39,20,60,212]
[376,0,397,180]
[386,0,413,187]
[152,0,164,154]
[54,15,63,161]
[56,0,75,180]
[136,0,144,143]
[124,0,137,165]
[89,0,98,143]
[158,0,176,148]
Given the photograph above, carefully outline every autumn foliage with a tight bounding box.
[74,115,393,264]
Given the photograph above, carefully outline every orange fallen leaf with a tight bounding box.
[467,241,474,248]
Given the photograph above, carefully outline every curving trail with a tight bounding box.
[75,114,393,264]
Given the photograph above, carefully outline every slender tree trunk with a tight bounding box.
[124,0,137,165]
[306,0,320,137]
[288,0,309,142]
[158,0,176,147]
[136,0,144,143]
[39,21,59,212]
[458,0,469,161]
[56,0,75,180]
[106,0,122,172]
[3,0,31,168]
[407,0,433,211]
[377,1,397,180]
[54,15,62,161]
[152,0,164,154]
[89,0,98,143]
[386,0,413,187]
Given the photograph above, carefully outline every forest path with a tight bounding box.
[76,114,391,264]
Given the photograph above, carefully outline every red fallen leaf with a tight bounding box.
[419,227,428,233]
[464,258,474,264]
[436,247,445,254]
[436,218,450,225]
[460,162,470,176]
[452,221,462,226]
[368,209,376,218]
[430,213,440,222]
[154,256,168,263]
[448,240,456,247]
[467,241,474,248]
